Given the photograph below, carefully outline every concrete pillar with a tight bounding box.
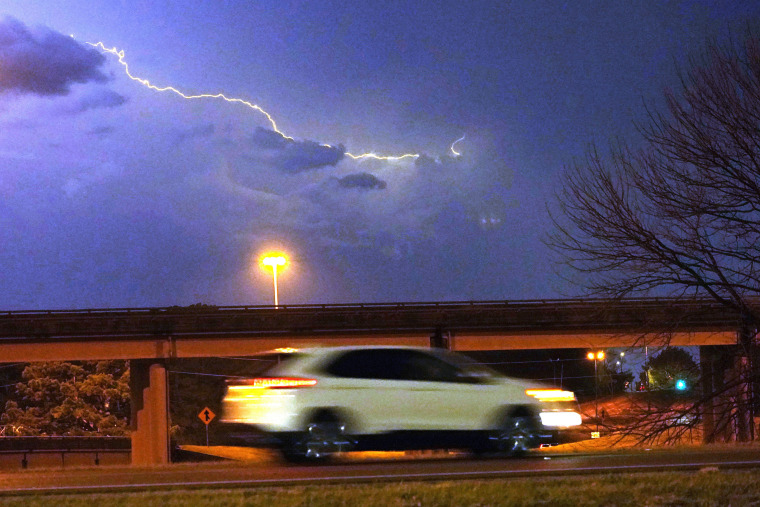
[430,329,453,349]
[736,321,757,441]
[699,345,734,443]
[130,360,170,465]
[731,354,752,441]
[699,345,715,444]
[714,347,735,442]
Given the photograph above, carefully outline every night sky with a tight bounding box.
[2,1,759,310]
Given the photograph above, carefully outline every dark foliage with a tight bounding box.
[0,361,129,436]
[551,31,760,442]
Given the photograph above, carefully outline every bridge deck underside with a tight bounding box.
[0,329,736,362]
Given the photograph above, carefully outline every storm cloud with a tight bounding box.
[336,172,387,190]
[0,17,108,96]
[72,89,128,112]
[249,127,345,173]
[175,123,215,144]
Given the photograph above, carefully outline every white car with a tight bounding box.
[221,346,581,461]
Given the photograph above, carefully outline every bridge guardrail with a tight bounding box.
[0,296,734,317]
[0,436,130,451]
[0,297,743,344]
[0,436,131,469]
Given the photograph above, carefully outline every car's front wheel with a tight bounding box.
[280,412,354,462]
[491,413,541,457]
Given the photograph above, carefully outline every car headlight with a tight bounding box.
[539,411,583,428]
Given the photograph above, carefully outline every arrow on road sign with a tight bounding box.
[198,407,216,425]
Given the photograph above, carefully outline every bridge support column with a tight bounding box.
[130,360,170,465]
[700,343,756,443]
[430,329,453,349]
[701,345,738,442]
[700,346,713,443]
[734,320,757,442]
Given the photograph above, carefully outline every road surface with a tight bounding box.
[2,448,760,495]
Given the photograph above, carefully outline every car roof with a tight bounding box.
[269,345,442,356]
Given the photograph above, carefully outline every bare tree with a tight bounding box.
[550,32,760,442]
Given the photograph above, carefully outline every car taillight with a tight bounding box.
[230,377,317,389]
[525,389,576,402]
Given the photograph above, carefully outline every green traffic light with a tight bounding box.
[675,379,687,391]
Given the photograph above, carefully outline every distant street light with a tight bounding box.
[587,350,605,432]
[261,254,287,308]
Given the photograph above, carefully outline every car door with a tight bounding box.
[395,350,500,430]
[321,349,419,433]
[322,348,499,433]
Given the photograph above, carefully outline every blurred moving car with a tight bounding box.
[221,346,581,461]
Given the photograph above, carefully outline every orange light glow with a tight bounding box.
[259,252,288,307]
[261,255,287,268]
[525,389,576,402]
[273,347,299,353]
[230,377,317,390]
[587,352,595,360]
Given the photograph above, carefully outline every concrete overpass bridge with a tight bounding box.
[0,298,748,464]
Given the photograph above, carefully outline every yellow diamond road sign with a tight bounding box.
[198,407,216,425]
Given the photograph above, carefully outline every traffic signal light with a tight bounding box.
[675,379,687,391]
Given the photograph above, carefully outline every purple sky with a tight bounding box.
[1,1,759,309]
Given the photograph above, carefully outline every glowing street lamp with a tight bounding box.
[587,350,605,432]
[261,254,287,307]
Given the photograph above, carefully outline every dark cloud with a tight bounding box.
[250,127,288,149]
[0,17,108,96]
[176,123,215,143]
[414,154,439,169]
[74,89,128,112]
[337,172,387,190]
[249,127,345,173]
[88,126,115,137]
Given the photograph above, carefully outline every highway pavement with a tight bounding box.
[2,448,760,495]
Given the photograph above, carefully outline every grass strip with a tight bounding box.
[2,469,760,506]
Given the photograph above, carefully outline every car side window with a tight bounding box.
[325,349,466,383]
[325,350,375,378]
[325,349,406,379]
[399,350,461,383]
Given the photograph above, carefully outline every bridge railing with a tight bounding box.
[0,296,731,317]
[0,436,131,469]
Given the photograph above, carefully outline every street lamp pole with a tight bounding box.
[594,356,598,432]
[261,255,287,308]
[587,350,605,433]
[271,264,279,307]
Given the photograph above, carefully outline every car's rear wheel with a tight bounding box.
[492,413,541,457]
[281,412,354,462]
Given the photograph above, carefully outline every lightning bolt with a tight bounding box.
[87,42,292,140]
[88,42,430,161]
[450,134,465,157]
[345,152,419,161]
